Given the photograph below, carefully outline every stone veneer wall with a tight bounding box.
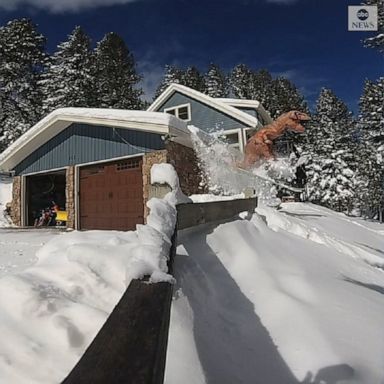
[66,166,76,229]
[10,176,22,226]
[9,143,204,228]
[142,150,168,220]
[166,141,205,196]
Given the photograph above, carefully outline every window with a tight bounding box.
[219,129,243,151]
[243,128,257,143]
[164,103,191,121]
[166,109,176,116]
[116,159,141,171]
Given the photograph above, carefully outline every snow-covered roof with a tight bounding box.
[0,108,191,172]
[217,98,261,108]
[148,83,266,128]
[218,98,273,124]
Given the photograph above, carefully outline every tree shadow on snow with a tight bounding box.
[343,275,384,296]
[281,212,325,220]
[355,242,384,256]
[175,223,299,384]
[301,364,354,384]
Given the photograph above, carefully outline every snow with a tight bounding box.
[151,163,192,205]
[166,202,384,383]
[0,175,13,227]
[1,159,384,383]
[190,193,246,202]
[0,164,184,383]
[0,108,188,171]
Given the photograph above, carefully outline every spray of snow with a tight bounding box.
[188,126,296,205]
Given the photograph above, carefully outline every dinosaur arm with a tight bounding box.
[263,127,284,141]
[253,129,280,143]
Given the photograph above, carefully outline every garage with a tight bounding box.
[0,108,195,229]
[26,170,67,227]
[79,157,144,230]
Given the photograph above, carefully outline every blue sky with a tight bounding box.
[0,0,382,112]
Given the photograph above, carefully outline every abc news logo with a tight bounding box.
[348,6,378,31]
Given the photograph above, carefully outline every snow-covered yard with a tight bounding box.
[166,203,384,384]
[0,200,383,383]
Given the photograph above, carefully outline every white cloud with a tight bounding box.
[0,0,140,13]
[138,63,164,102]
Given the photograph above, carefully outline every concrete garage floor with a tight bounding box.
[0,228,62,277]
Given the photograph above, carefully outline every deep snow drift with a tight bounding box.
[166,202,384,384]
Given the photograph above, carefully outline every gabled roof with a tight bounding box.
[218,98,273,125]
[0,108,191,172]
[148,83,262,128]
[217,98,261,108]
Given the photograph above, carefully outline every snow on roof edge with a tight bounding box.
[0,108,189,172]
[148,84,260,128]
[217,98,261,107]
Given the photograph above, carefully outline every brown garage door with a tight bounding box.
[79,157,144,230]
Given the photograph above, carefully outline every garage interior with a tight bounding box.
[26,170,67,227]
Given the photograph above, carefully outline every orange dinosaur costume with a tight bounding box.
[243,110,310,168]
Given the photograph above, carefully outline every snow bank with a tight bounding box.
[166,202,384,383]
[0,164,184,384]
[151,163,192,205]
[189,193,245,203]
[0,175,13,227]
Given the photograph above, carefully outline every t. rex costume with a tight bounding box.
[243,110,310,168]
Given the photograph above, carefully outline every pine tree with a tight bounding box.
[305,89,357,212]
[229,66,278,117]
[229,64,254,99]
[154,65,183,99]
[359,78,384,143]
[362,0,384,53]
[204,63,228,98]
[40,26,94,113]
[272,77,308,118]
[249,69,275,109]
[182,66,205,93]
[0,19,46,151]
[356,77,384,220]
[93,32,143,109]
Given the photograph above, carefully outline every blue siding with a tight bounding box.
[238,107,257,118]
[158,92,250,132]
[237,107,268,125]
[14,123,165,175]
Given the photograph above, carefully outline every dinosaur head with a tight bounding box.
[279,110,310,133]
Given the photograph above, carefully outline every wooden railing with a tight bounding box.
[177,197,258,229]
[62,232,177,384]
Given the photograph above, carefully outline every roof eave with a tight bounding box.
[0,111,190,172]
[148,84,259,128]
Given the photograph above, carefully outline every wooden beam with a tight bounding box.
[62,232,177,384]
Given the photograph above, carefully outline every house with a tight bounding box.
[0,108,199,230]
[148,83,272,152]
[0,84,272,231]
